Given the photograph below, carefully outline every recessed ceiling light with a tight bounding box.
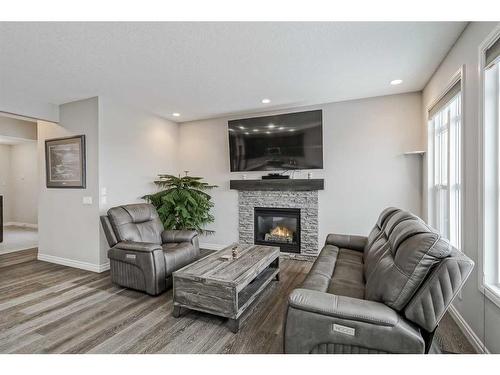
[390,79,403,85]
[289,129,295,132]
[172,112,181,117]
[266,131,271,134]
[253,129,259,132]
[261,98,271,104]
[279,127,285,130]
[244,132,250,135]
[239,126,245,130]
[268,123,275,129]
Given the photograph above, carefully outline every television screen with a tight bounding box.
[228,110,323,172]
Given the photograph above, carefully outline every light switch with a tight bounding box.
[101,187,107,195]
[83,196,93,205]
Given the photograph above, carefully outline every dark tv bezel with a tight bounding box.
[228,109,323,172]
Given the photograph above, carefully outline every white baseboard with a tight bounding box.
[38,253,109,273]
[448,304,490,354]
[200,242,227,251]
[3,222,38,229]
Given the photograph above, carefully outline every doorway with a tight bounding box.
[0,113,38,254]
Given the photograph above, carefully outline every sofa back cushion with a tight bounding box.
[107,203,163,244]
[364,207,400,261]
[364,211,452,311]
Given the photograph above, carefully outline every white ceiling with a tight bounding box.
[0,22,467,122]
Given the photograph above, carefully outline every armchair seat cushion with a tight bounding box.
[163,242,199,276]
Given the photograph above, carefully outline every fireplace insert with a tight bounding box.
[254,207,300,253]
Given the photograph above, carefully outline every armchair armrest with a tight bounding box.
[113,241,162,253]
[325,233,367,252]
[161,230,198,244]
[108,241,166,296]
[289,288,398,327]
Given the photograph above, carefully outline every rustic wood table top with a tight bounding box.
[174,244,279,291]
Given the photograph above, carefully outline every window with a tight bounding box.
[428,78,462,249]
[482,33,500,295]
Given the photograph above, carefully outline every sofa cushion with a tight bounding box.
[328,248,365,299]
[108,204,163,244]
[301,245,338,292]
[364,210,419,279]
[364,217,452,311]
[302,245,365,299]
[163,242,199,276]
[364,207,400,262]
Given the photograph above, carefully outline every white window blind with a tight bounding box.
[483,49,500,288]
[428,82,462,249]
[486,35,500,68]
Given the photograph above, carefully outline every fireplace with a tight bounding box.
[254,207,301,253]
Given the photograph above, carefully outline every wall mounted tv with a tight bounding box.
[228,110,323,172]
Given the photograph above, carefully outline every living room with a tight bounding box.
[1,1,500,372]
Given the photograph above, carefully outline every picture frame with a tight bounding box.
[45,135,86,189]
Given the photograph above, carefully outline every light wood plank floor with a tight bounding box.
[0,249,475,354]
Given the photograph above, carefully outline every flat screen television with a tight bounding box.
[228,110,323,172]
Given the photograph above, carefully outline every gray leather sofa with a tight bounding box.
[101,203,200,296]
[284,207,474,354]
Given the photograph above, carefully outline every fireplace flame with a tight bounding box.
[264,225,294,243]
[270,225,293,238]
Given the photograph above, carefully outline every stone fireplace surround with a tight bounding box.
[238,190,319,257]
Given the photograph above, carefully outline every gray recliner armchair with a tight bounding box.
[284,207,474,354]
[101,203,200,296]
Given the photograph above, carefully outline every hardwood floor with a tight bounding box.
[0,248,37,268]
[0,249,475,354]
[0,249,311,353]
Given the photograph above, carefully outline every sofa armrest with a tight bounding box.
[289,288,398,327]
[325,233,367,252]
[161,230,198,244]
[285,288,424,353]
[113,241,162,253]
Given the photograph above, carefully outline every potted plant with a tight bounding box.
[143,172,217,234]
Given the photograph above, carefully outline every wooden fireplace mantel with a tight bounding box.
[229,179,324,192]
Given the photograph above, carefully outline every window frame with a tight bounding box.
[427,67,465,253]
[479,25,500,309]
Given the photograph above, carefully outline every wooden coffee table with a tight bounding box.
[172,244,280,333]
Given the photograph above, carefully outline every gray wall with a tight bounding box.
[178,92,423,250]
[10,142,38,224]
[36,96,180,270]
[37,97,101,268]
[422,21,500,353]
[97,97,179,264]
[0,116,38,224]
[0,144,12,222]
